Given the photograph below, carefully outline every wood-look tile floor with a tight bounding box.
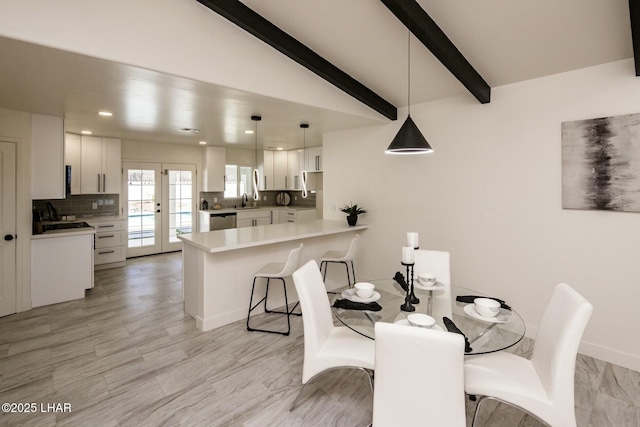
[1,252,639,426]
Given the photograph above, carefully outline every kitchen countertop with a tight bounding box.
[178,219,367,253]
[31,227,96,240]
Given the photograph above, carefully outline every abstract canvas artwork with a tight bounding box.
[562,113,640,212]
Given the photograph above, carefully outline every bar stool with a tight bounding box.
[247,243,304,336]
[319,234,359,288]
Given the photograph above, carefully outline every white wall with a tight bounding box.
[324,59,640,371]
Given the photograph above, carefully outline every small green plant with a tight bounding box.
[340,203,367,216]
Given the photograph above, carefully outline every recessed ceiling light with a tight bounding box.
[98,111,113,116]
[245,130,254,134]
[179,127,200,133]
[199,141,207,145]
[276,147,284,151]
[81,130,92,135]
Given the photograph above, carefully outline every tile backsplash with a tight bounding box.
[199,190,316,210]
[33,194,120,220]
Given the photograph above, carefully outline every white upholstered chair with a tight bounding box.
[413,249,453,319]
[464,283,593,427]
[319,234,359,287]
[289,259,374,411]
[246,243,303,336]
[372,322,466,427]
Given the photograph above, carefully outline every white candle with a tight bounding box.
[402,246,414,264]
[407,232,419,249]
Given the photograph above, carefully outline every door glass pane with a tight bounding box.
[168,170,192,243]
[128,169,156,248]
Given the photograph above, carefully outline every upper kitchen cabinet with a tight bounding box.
[261,150,289,190]
[202,146,226,192]
[64,133,81,195]
[32,114,65,199]
[288,150,304,190]
[80,136,121,194]
[306,146,322,172]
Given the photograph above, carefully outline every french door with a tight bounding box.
[124,162,196,257]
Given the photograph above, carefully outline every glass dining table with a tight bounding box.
[331,279,526,355]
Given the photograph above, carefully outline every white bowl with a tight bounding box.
[354,282,375,299]
[474,298,501,318]
[407,313,436,329]
[418,272,437,285]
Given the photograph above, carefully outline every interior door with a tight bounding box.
[0,142,17,317]
[124,162,162,257]
[161,164,196,252]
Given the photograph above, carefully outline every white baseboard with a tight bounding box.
[526,325,640,372]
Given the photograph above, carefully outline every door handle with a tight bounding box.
[4,234,15,241]
[103,174,106,192]
[97,173,101,192]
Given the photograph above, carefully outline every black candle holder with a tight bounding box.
[400,262,417,312]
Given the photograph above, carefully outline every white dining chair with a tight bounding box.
[319,234,359,287]
[413,249,452,319]
[289,259,374,411]
[372,322,466,427]
[246,243,303,336]
[464,283,593,427]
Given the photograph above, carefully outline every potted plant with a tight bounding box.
[340,203,367,226]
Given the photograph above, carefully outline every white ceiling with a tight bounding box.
[0,0,633,150]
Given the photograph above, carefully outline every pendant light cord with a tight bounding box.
[407,12,411,116]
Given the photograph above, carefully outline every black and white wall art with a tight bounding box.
[562,113,640,213]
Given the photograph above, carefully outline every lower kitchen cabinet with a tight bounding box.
[31,231,94,307]
[278,208,317,224]
[87,218,127,269]
[236,209,271,227]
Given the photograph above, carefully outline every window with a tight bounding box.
[224,165,252,198]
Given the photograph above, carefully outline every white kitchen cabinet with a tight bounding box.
[202,146,226,192]
[65,133,82,195]
[80,136,121,194]
[306,146,322,172]
[261,150,288,190]
[237,209,271,227]
[31,231,94,307]
[278,208,317,224]
[32,114,65,199]
[262,150,273,190]
[287,150,304,190]
[87,218,127,269]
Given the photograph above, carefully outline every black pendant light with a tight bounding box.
[386,17,433,155]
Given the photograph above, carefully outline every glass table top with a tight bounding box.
[331,279,526,355]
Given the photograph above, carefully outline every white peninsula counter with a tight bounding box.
[178,219,368,331]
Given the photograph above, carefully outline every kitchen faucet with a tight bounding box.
[241,193,248,208]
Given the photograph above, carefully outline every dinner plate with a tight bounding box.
[394,319,444,331]
[341,288,381,303]
[414,280,443,291]
[463,304,513,324]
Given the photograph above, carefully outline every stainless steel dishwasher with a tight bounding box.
[210,212,237,230]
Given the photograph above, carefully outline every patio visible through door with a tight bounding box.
[124,162,196,257]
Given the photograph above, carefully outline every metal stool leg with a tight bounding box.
[247,276,292,336]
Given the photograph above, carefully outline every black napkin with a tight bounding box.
[393,272,408,292]
[333,299,382,311]
[443,317,473,353]
[456,295,511,311]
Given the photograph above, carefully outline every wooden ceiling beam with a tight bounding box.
[196,0,398,120]
[380,0,491,104]
[629,0,640,75]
